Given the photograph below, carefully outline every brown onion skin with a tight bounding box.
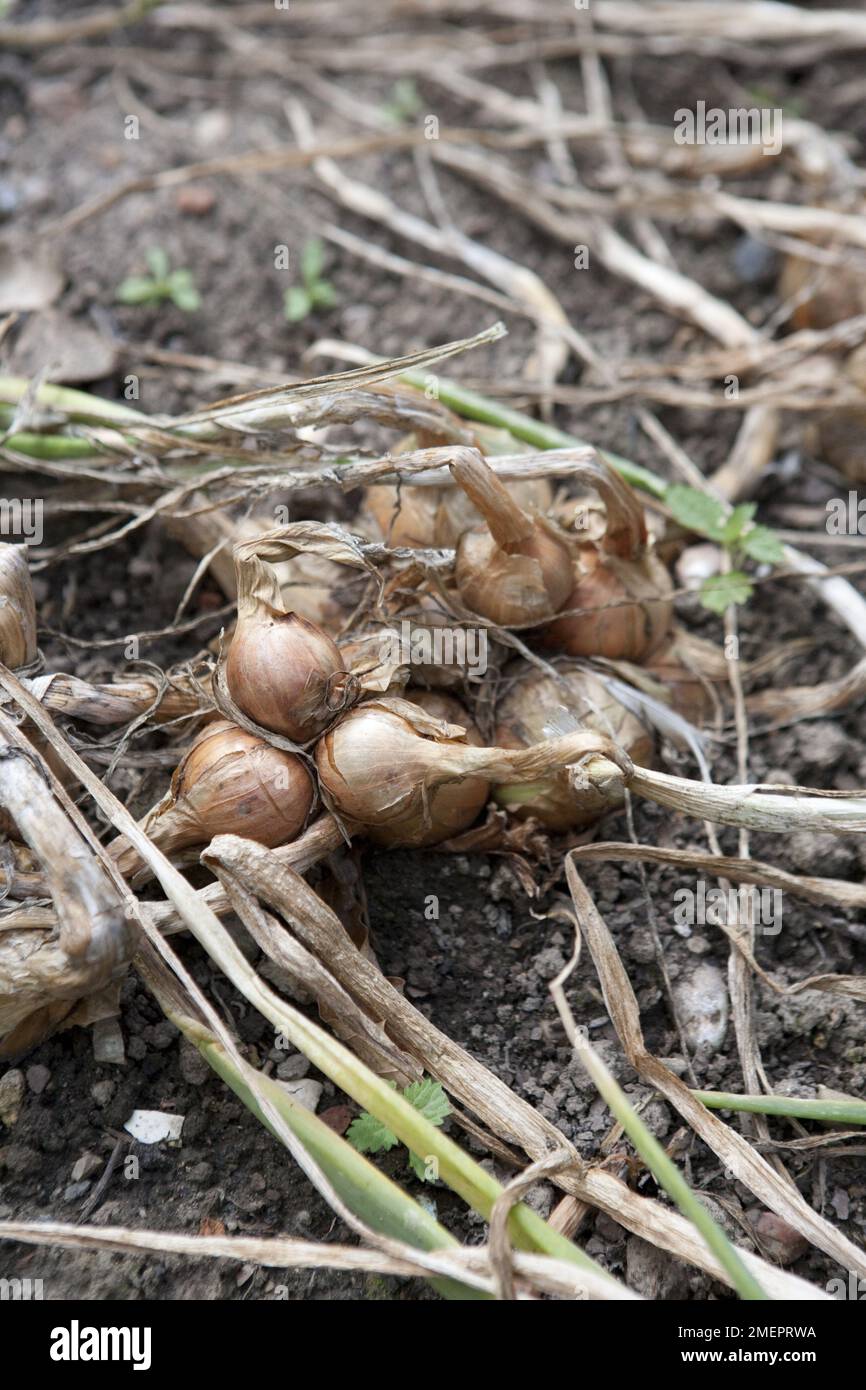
[315,704,489,849]
[543,549,672,662]
[160,719,313,850]
[455,525,573,627]
[493,667,652,831]
[404,690,484,745]
[226,610,354,742]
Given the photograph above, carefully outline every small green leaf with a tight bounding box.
[699,571,753,613]
[383,78,422,124]
[403,1077,451,1128]
[284,285,312,322]
[346,1111,399,1155]
[720,503,756,544]
[408,1150,434,1182]
[300,238,325,286]
[665,485,726,540]
[309,279,337,310]
[741,524,784,564]
[146,246,170,281]
[116,276,161,305]
[170,283,201,312]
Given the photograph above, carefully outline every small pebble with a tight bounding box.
[278,1079,322,1113]
[0,1069,25,1126]
[64,1181,92,1203]
[91,1080,115,1107]
[178,1039,212,1087]
[176,185,216,216]
[71,1153,102,1183]
[749,1211,808,1266]
[276,1054,311,1082]
[673,963,728,1053]
[26,1064,51,1095]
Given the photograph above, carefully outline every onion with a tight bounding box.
[314,695,631,848]
[435,477,552,548]
[403,689,484,744]
[543,458,673,661]
[493,666,652,830]
[362,476,553,550]
[112,719,313,878]
[450,452,573,626]
[0,543,37,668]
[226,539,357,741]
[362,483,440,549]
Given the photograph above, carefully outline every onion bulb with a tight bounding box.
[403,689,484,744]
[112,719,313,878]
[226,540,357,741]
[362,476,553,551]
[314,695,631,848]
[543,458,672,661]
[450,452,573,626]
[493,666,652,830]
[0,543,37,668]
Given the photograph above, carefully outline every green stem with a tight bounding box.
[0,371,671,503]
[693,1090,866,1126]
[576,1043,769,1300]
[397,366,668,499]
[197,1033,484,1300]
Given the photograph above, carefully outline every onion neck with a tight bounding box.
[449,449,535,550]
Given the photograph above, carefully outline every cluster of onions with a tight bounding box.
[111,719,314,879]
[543,459,673,661]
[225,535,358,742]
[493,666,653,830]
[314,695,631,848]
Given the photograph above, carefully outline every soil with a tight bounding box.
[0,3,864,1301]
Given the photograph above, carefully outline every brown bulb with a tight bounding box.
[450,451,573,626]
[227,609,355,742]
[112,720,313,878]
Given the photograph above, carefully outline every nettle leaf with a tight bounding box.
[346,1111,399,1155]
[720,503,756,544]
[699,571,753,613]
[741,524,785,564]
[403,1077,451,1128]
[665,485,726,540]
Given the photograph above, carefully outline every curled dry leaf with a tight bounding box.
[0,738,132,1057]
